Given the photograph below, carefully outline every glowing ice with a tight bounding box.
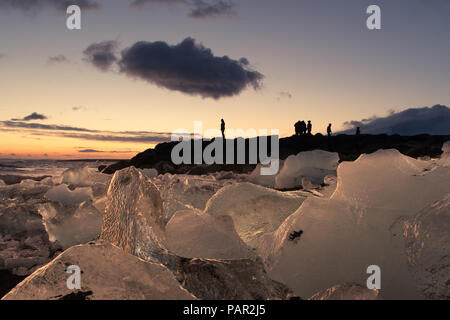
[275,150,339,189]
[45,185,93,207]
[38,201,102,249]
[205,182,306,247]
[2,241,196,300]
[404,195,450,300]
[258,149,450,299]
[166,209,253,259]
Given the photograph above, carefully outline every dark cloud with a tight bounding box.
[0,120,173,144]
[47,54,69,64]
[0,0,100,12]
[116,37,263,99]
[77,149,104,153]
[188,0,235,19]
[3,120,92,131]
[339,105,450,135]
[53,132,172,143]
[131,0,184,6]
[83,41,119,71]
[130,0,236,19]
[77,149,138,153]
[11,112,48,121]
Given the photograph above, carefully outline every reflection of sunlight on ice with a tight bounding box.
[1,143,449,299]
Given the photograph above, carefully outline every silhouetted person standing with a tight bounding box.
[327,123,332,137]
[294,121,301,136]
[221,119,225,140]
[356,127,361,135]
[307,121,312,135]
[301,121,306,135]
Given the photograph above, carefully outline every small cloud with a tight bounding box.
[83,40,119,71]
[130,0,237,19]
[77,149,102,153]
[77,149,138,154]
[12,112,48,121]
[0,0,100,13]
[47,55,69,64]
[72,106,87,111]
[0,120,174,144]
[189,0,236,19]
[131,0,184,6]
[276,91,292,101]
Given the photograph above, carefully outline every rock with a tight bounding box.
[153,161,175,174]
[205,182,306,247]
[101,160,131,174]
[309,283,382,300]
[175,257,291,300]
[102,134,450,175]
[404,195,450,300]
[2,241,196,300]
[0,270,27,299]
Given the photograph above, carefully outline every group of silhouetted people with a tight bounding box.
[220,118,360,140]
[294,120,313,136]
[293,121,360,137]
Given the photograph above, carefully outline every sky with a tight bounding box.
[0,0,449,159]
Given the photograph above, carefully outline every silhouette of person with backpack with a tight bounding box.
[356,127,361,135]
[300,121,306,135]
[307,121,312,135]
[294,121,301,136]
[327,123,332,137]
[221,119,225,139]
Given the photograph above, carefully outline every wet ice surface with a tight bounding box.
[1,146,449,300]
[257,149,450,299]
[249,150,339,190]
[3,241,196,300]
[0,164,112,279]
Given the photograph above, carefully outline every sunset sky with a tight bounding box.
[1,0,449,159]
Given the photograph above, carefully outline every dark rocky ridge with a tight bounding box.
[101,134,450,175]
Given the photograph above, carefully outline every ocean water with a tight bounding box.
[0,159,116,179]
